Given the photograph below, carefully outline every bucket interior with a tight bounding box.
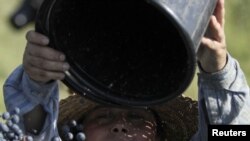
[49,0,194,104]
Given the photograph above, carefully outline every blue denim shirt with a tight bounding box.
[3,54,250,141]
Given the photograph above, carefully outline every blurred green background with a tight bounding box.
[0,0,250,113]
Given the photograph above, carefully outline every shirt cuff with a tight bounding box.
[22,71,58,104]
[197,54,236,89]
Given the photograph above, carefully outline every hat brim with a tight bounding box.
[58,94,198,141]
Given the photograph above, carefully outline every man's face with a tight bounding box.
[82,107,159,141]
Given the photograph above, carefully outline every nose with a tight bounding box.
[111,124,129,134]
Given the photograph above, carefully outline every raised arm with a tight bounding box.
[3,30,69,140]
[192,0,250,140]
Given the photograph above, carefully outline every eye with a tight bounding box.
[127,113,144,121]
[96,114,111,119]
[95,112,114,124]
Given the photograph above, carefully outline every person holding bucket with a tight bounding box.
[3,0,250,140]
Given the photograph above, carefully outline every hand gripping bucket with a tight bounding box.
[35,0,217,106]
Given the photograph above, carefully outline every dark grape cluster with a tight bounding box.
[0,107,33,141]
[61,120,86,141]
[1,108,86,141]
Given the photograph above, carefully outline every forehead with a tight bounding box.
[84,106,156,119]
[92,106,153,113]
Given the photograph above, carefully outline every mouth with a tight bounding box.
[108,135,135,141]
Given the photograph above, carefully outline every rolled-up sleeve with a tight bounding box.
[3,65,60,140]
[198,54,250,124]
[191,54,250,141]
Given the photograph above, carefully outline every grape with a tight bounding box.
[6,132,15,139]
[65,132,74,141]
[11,124,20,133]
[2,112,10,120]
[16,129,23,136]
[0,123,10,133]
[76,132,86,141]
[52,136,61,141]
[6,120,13,127]
[26,135,33,141]
[62,125,70,133]
[14,107,20,114]
[69,120,77,128]
[11,114,20,123]
[0,132,4,138]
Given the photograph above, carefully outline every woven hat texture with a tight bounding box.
[58,94,198,141]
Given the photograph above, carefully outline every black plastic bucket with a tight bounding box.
[35,0,217,106]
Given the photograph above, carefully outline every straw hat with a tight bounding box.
[58,94,198,141]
